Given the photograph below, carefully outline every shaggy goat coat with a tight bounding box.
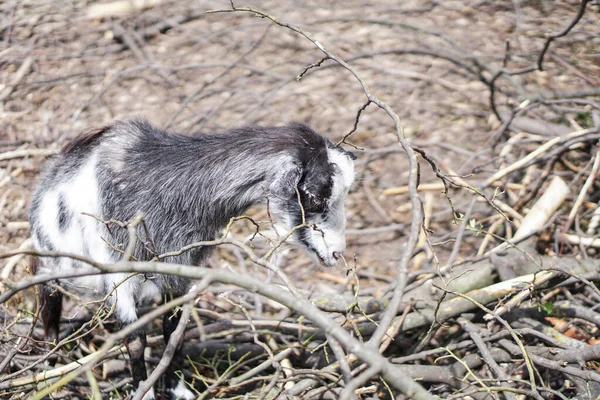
[29,120,355,398]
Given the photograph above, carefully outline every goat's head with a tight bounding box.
[268,141,355,267]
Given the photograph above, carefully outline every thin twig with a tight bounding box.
[537,0,590,71]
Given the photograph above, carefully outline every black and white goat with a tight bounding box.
[29,120,355,399]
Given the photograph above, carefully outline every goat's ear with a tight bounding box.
[298,164,332,212]
[269,164,302,199]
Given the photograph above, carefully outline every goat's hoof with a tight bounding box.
[167,380,195,400]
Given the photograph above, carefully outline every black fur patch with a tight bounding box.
[34,227,56,253]
[57,193,71,233]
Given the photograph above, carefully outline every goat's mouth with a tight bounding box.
[295,231,338,267]
[311,250,337,268]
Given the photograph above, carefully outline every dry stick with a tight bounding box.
[256,368,283,400]
[439,347,495,398]
[326,336,352,388]
[446,195,477,268]
[0,148,57,162]
[445,290,540,396]
[551,53,599,87]
[458,318,518,400]
[339,365,380,400]
[0,55,32,102]
[234,301,281,398]
[412,191,433,270]
[383,181,445,195]
[378,303,412,355]
[338,100,371,147]
[87,0,164,19]
[477,216,504,256]
[85,370,102,400]
[5,346,126,390]
[498,338,600,383]
[514,156,559,212]
[133,302,193,400]
[341,48,480,77]
[229,347,294,386]
[537,0,591,71]
[484,128,596,186]
[288,356,359,397]
[492,270,559,319]
[560,233,600,249]
[0,237,32,280]
[262,338,288,398]
[297,56,329,81]
[504,176,569,245]
[207,3,423,354]
[563,147,600,233]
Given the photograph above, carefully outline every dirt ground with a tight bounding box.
[1,0,600,399]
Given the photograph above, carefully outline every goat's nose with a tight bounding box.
[333,251,342,260]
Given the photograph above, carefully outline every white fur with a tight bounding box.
[139,279,161,303]
[168,379,195,400]
[35,152,143,322]
[109,276,139,323]
[327,148,356,197]
[34,154,109,286]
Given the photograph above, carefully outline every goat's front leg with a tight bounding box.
[123,329,153,398]
[112,281,155,400]
[163,309,195,400]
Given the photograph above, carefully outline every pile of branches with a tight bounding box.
[2,1,600,399]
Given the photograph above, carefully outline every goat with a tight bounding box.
[29,120,355,399]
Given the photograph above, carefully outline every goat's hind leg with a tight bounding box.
[39,282,62,367]
[163,309,195,400]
